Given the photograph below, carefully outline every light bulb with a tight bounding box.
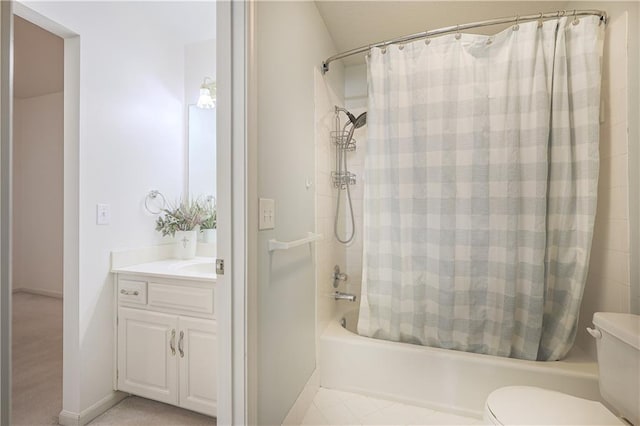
[197,87,215,109]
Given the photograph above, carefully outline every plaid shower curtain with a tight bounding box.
[358,16,603,360]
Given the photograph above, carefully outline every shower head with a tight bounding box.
[352,112,367,129]
[335,106,367,128]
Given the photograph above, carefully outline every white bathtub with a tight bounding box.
[320,310,600,418]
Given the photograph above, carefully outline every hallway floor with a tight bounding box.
[12,292,63,425]
[301,388,483,426]
[89,396,215,425]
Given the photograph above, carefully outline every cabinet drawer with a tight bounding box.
[148,283,214,315]
[118,279,147,305]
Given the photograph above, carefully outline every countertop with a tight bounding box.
[111,257,217,283]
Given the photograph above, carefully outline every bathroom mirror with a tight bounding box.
[187,105,216,200]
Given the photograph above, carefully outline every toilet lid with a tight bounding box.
[485,386,625,425]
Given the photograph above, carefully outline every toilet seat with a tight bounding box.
[485,386,625,425]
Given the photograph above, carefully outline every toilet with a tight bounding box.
[484,313,640,425]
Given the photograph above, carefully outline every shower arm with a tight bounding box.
[321,9,607,73]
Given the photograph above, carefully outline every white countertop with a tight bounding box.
[111,257,217,282]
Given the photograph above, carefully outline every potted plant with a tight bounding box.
[200,199,217,244]
[155,199,204,259]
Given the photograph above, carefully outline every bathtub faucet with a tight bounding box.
[333,291,356,302]
[333,265,348,288]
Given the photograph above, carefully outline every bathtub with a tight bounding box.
[320,310,600,418]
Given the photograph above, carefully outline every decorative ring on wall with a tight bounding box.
[144,190,167,215]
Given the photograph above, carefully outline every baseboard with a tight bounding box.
[58,410,80,426]
[58,391,128,426]
[13,287,63,299]
[282,369,320,425]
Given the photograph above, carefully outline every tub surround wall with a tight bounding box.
[342,66,368,310]
[573,2,639,357]
[314,68,346,348]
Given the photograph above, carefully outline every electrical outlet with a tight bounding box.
[97,203,111,225]
[259,198,275,230]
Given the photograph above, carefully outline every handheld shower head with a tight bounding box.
[352,112,367,129]
[335,106,366,129]
[335,106,357,125]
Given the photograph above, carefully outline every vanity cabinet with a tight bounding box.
[115,274,216,417]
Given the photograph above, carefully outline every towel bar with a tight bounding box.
[268,232,323,252]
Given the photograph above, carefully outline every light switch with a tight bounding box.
[96,203,111,225]
[259,198,275,230]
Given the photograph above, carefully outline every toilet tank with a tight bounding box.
[592,313,640,426]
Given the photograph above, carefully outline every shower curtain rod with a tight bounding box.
[321,9,607,74]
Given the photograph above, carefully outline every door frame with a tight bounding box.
[217,0,255,424]
[1,1,82,421]
[0,2,14,423]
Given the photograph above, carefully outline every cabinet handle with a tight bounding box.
[169,329,176,356]
[178,331,184,358]
[120,289,139,296]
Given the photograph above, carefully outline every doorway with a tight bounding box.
[1,1,242,424]
[11,14,64,425]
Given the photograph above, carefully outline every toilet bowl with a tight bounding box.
[484,386,624,425]
[484,313,640,426]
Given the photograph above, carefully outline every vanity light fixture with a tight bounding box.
[197,77,216,109]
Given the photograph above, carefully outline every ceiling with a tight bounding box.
[14,16,64,99]
[315,1,569,66]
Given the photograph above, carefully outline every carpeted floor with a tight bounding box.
[12,292,63,425]
[12,292,216,426]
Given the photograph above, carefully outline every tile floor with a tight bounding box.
[301,388,484,426]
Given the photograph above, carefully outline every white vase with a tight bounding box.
[202,228,217,244]
[174,230,198,259]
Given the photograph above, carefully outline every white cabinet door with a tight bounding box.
[118,307,179,405]
[178,317,217,416]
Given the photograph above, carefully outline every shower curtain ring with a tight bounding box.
[425,29,431,45]
[513,14,520,31]
[572,10,580,25]
[537,12,544,28]
[455,24,461,40]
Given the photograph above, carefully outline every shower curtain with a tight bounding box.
[358,16,603,361]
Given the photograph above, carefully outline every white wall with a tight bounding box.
[19,1,215,414]
[255,2,341,424]
[12,92,63,297]
[341,3,639,359]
